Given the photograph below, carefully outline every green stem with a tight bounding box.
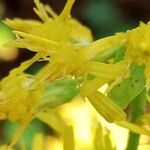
[126,88,147,150]
[126,132,140,150]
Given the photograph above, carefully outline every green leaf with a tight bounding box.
[108,64,146,109]
[129,88,147,122]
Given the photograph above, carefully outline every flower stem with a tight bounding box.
[126,88,147,150]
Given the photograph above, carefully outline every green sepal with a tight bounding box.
[36,77,80,111]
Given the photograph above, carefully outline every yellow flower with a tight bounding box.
[125,22,150,65]
[3,0,126,124]
[108,22,150,81]
[19,119,116,150]
[2,0,150,148]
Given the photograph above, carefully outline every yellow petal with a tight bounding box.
[7,31,58,54]
[63,125,75,150]
[86,61,124,80]
[34,0,49,21]
[32,133,45,150]
[0,112,7,120]
[6,113,33,149]
[140,113,150,125]
[81,77,108,97]
[94,121,116,150]
[44,4,58,19]
[13,31,58,47]
[104,130,115,150]
[94,122,104,149]
[1,53,41,92]
[59,0,75,21]
[87,33,126,59]
[87,91,126,122]
[4,19,41,33]
[0,145,13,150]
[37,109,67,134]
[115,120,150,136]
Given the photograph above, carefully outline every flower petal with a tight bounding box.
[87,91,126,122]
[59,0,75,21]
[115,120,150,136]
[87,61,124,80]
[63,125,75,150]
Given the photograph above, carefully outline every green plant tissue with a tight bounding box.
[108,65,146,109]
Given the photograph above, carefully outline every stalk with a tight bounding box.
[126,88,147,150]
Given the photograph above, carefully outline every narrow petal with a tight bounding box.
[6,31,58,54]
[104,130,115,150]
[59,0,75,21]
[0,112,7,120]
[34,0,49,21]
[94,122,104,149]
[86,61,124,80]
[6,113,33,149]
[13,31,58,47]
[45,4,58,19]
[87,91,126,122]
[1,53,41,85]
[63,125,75,150]
[4,19,41,33]
[115,120,150,136]
[0,145,13,150]
[32,133,45,150]
[37,110,66,134]
[88,33,126,59]
[81,77,108,97]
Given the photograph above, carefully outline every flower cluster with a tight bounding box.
[1,0,150,149]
